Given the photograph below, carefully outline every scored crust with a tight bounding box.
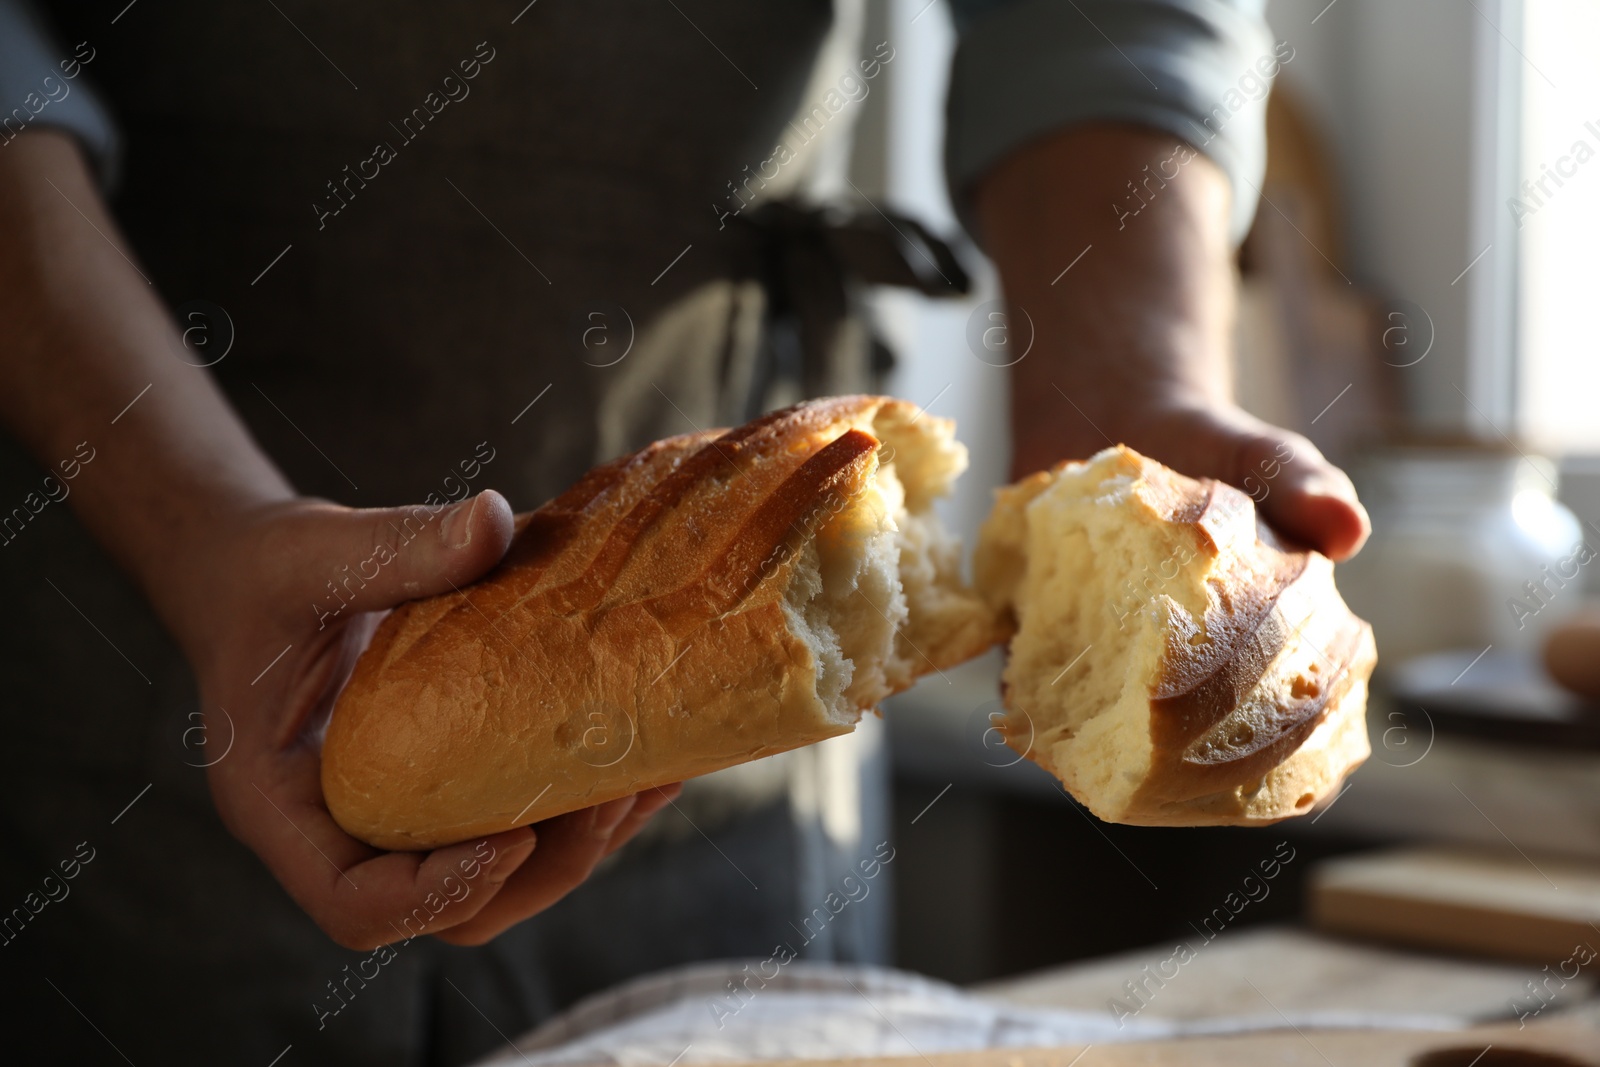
[976,446,1375,826]
[322,396,1001,850]
[325,412,1376,848]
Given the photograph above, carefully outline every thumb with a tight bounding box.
[313,490,516,616]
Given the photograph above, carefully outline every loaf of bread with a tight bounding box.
[326,404,1377,848]
[975,446,1375,826]
[322,396,1002,850]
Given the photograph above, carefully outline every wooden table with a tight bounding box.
[975,926,1596,1024]
[748,1023,1599,1067]
[957,926,1599,1065]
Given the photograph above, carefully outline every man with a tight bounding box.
[0,1,1366,1063]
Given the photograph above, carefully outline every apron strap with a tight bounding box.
[732,201,971,419]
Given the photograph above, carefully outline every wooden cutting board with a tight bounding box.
[738,1021,1599,1067]
[1309,846,1600,963]
[976,927,1555,1023]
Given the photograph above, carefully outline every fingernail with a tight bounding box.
[496,831,537,855]
[482,832,536,878]
[633,789,675,816]
[440,494,479,550]
[592,796,637,838]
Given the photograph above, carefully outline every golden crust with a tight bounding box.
[324,416,1369,847]
[985,446,1374,827]
[1135,474,1374,822]
[322,396,994,850]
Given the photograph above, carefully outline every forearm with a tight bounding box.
[0,130,293,658]
[974,123,1236,477]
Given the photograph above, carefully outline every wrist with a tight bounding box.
[973,124,1239,473]
[146,482,301,670]
[0,129,303,666]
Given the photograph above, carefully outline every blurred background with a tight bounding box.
[836,0,1600,1012]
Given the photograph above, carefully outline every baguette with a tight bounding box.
[325,409,1377,848]
[322,396,1001,850]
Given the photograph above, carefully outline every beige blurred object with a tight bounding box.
[1259,80,1346,267]
[1545,609,1600,701]
[1310,846,1600,964]
[1336,444,1583,661]
[1234,83,1401,466]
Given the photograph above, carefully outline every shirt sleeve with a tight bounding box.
[0,0,120,185]
[944,0,1275,244]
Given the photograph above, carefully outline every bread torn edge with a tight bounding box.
[779,408,997,730]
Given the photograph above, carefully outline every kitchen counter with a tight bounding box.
[886,651,1600,862]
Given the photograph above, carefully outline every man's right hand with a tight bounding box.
[192,488,678,950]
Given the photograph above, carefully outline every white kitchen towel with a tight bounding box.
[467,961,1462,1067]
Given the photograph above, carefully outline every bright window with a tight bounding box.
[1517,0,1600,450]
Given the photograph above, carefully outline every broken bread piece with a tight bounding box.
[975,446,1375,826]
[323,396,1002,850]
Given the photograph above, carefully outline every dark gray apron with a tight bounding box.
[0,2,962,1064]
